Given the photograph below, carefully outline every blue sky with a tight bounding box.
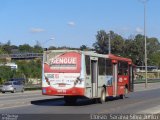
[0,0,159,48]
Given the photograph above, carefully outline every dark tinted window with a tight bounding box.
[106,59,113,75]
[85,55,90,75]
[118,61,128,75]
[4,82,12,85]
[13,81,18,85]
[98,58,105,75]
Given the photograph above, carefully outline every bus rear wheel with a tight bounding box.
[99,88,106,103]
[64,96,77,105]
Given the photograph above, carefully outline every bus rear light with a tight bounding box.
[112,59,117,63]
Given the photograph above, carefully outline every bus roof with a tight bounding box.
[108,54,132,62]
[44,50,132,63]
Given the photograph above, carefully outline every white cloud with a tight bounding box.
[30,28,45,33]
[136,27,143,33]
[68,21,76,27]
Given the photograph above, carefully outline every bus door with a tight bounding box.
[91,58,98,98]
[112,61,118,97]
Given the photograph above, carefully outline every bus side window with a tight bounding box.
[106,59,112,75]
[118,69,123,75]
[98,58,106,75]
[106,59,113,86]
[118,61,128,76]
[85,55,90,75]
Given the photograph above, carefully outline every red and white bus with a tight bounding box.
[42,50,134,104]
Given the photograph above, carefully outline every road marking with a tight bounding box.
[0,96,53,103]
[100,97,160,114]
[139,105,160,114]
[0,96,62,110]
[0,94,41,99]
[0,103,31,110]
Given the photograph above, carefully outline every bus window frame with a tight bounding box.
[118,61,129,76]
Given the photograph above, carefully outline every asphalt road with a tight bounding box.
[0,90,60,108]
[0,83,160,120]
[0,83,160,114]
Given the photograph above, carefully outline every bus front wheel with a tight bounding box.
[120,88,128,99]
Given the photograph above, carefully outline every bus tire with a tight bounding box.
[11,88,16,93]
[119,94,125,99]
[120,88,127,99]
[99,88,106,103]
[21,88,24,93]
[64,96,77,105]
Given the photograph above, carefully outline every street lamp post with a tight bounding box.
[42,37,55,49]
[108,32,111,54]
[144,1,148,88]
[140,0,148,88]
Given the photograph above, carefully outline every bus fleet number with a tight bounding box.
[57,89,66,93]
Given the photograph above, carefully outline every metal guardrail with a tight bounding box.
[134,78,160,84]
[0,53,43,59]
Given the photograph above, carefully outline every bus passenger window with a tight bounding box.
[118,69,123,75]
[98,58,105,75]
[106,59,112,75]
[85,55,90,75]
[118,61,128,76]
[124,70,128,75]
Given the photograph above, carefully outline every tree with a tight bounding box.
[147,37,160,56]
[80,45,90,51]
[109,31,125,56]
[93,30,125,55]
[0,66,14,84]
[33,45,43,53]
[19,44,34,53]
[2,45,12,54]
[149,52,160,67]
[15,59,42,83]
[93,30,109,54]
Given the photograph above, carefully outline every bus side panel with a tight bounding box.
[97,76,106,97]
[117,86,125,95]
[106,86,113,96]
[117,75,129,86]
[84,76,92,98]
[117,75,129,94]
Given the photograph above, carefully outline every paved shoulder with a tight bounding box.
[134,82,160,92]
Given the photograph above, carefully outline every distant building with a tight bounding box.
[5,63,18,69]
[136,66,158,72]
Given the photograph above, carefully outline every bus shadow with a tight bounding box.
[31,96,127,106]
